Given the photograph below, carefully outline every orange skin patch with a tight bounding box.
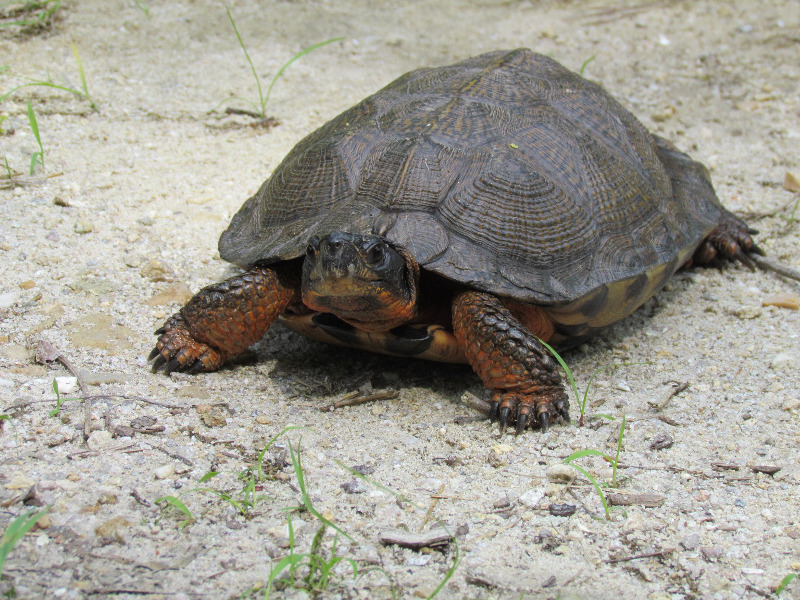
[452,290,570,430]
[303,281,416,332]
[151,265,299,373]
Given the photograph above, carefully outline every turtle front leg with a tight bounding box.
[150,264,299,374]
[452,290,570,434]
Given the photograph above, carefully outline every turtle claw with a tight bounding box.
[489,401,500,422]
[187,360,207,375]
[498,406,511,433]
[151,354,167,372]
[539,411,550,432]
[150,314,225,375]
[515,412,528,435]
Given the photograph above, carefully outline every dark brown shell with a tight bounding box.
[219,49,723,306]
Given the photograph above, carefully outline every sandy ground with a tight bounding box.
[1,0,799,598]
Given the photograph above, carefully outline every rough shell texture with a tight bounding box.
[219,48,723,306]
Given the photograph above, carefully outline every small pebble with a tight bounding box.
[546,464,574,483]
[681,533,701,550]
[732,306,762,320]
[87,430,114,450]
[649,432,673,450]
[701,546,723,561]
[4,473,36,490]
[0,292,20,309]
[518,487,545,508]
[74,220,95,234]
[154,465,175,479]
[771,353,797,371]
[147,282,194,306]
[548,503,576,517]
[341,479,367,494]
[139,259,175,282]
[781,397,800,411]
[54,376,79,394]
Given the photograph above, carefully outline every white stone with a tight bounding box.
[154,464,175,479]
[55,377,79,395]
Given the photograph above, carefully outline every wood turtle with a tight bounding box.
[150,49,761,434]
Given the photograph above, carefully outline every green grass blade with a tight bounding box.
[26,100,44,175]
[155,495,195,524]
[69,44,94,109]
[224,3,264,117]
[289,440,354,542]
[261,37,344,115]
[1,508,50,572]
[579,55,596,76]
[537,338,580,407]
[198,471,221,483]
[565,462,610,519]
[776,573,798,595]
[563,448,611,463]
[612,415,626,487]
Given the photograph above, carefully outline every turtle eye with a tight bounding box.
[366,243,385,267]
[306,236,320,261]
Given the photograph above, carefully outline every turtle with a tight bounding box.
[149,48,761,434]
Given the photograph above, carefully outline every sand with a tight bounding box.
[1,1,799,598]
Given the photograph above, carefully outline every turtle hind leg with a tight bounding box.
[150,264,299,374]
[691,209,764,271]
[452,290,570,434]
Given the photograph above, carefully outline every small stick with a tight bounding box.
[151,444,194,466]
[224,107,264,119]
[380,527,453,549]
[419,483,446,532]
[130,489,152,507]
[67,443,138,459]
[649,381,689,411]
[320,389,398,412]
[752,255,800,282]
[604,547,675,564]
[606,492,665,507]
[54,354,91,439]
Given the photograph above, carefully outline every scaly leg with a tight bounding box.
[452,290,570,434]
[150,264,299,374]
[690,209,763,269]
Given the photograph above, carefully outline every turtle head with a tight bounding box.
[302,232,419,332]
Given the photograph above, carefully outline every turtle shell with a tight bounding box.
[219,48,723,308]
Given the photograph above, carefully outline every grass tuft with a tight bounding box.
[563,415,627,520]
[0,508,50,574]
[0,45,96,109]
[220,3,342,120]
[0,0,61,33]
[538,337,646,425]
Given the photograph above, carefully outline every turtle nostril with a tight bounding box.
[324,239,342,258]
[366,243,385,267]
